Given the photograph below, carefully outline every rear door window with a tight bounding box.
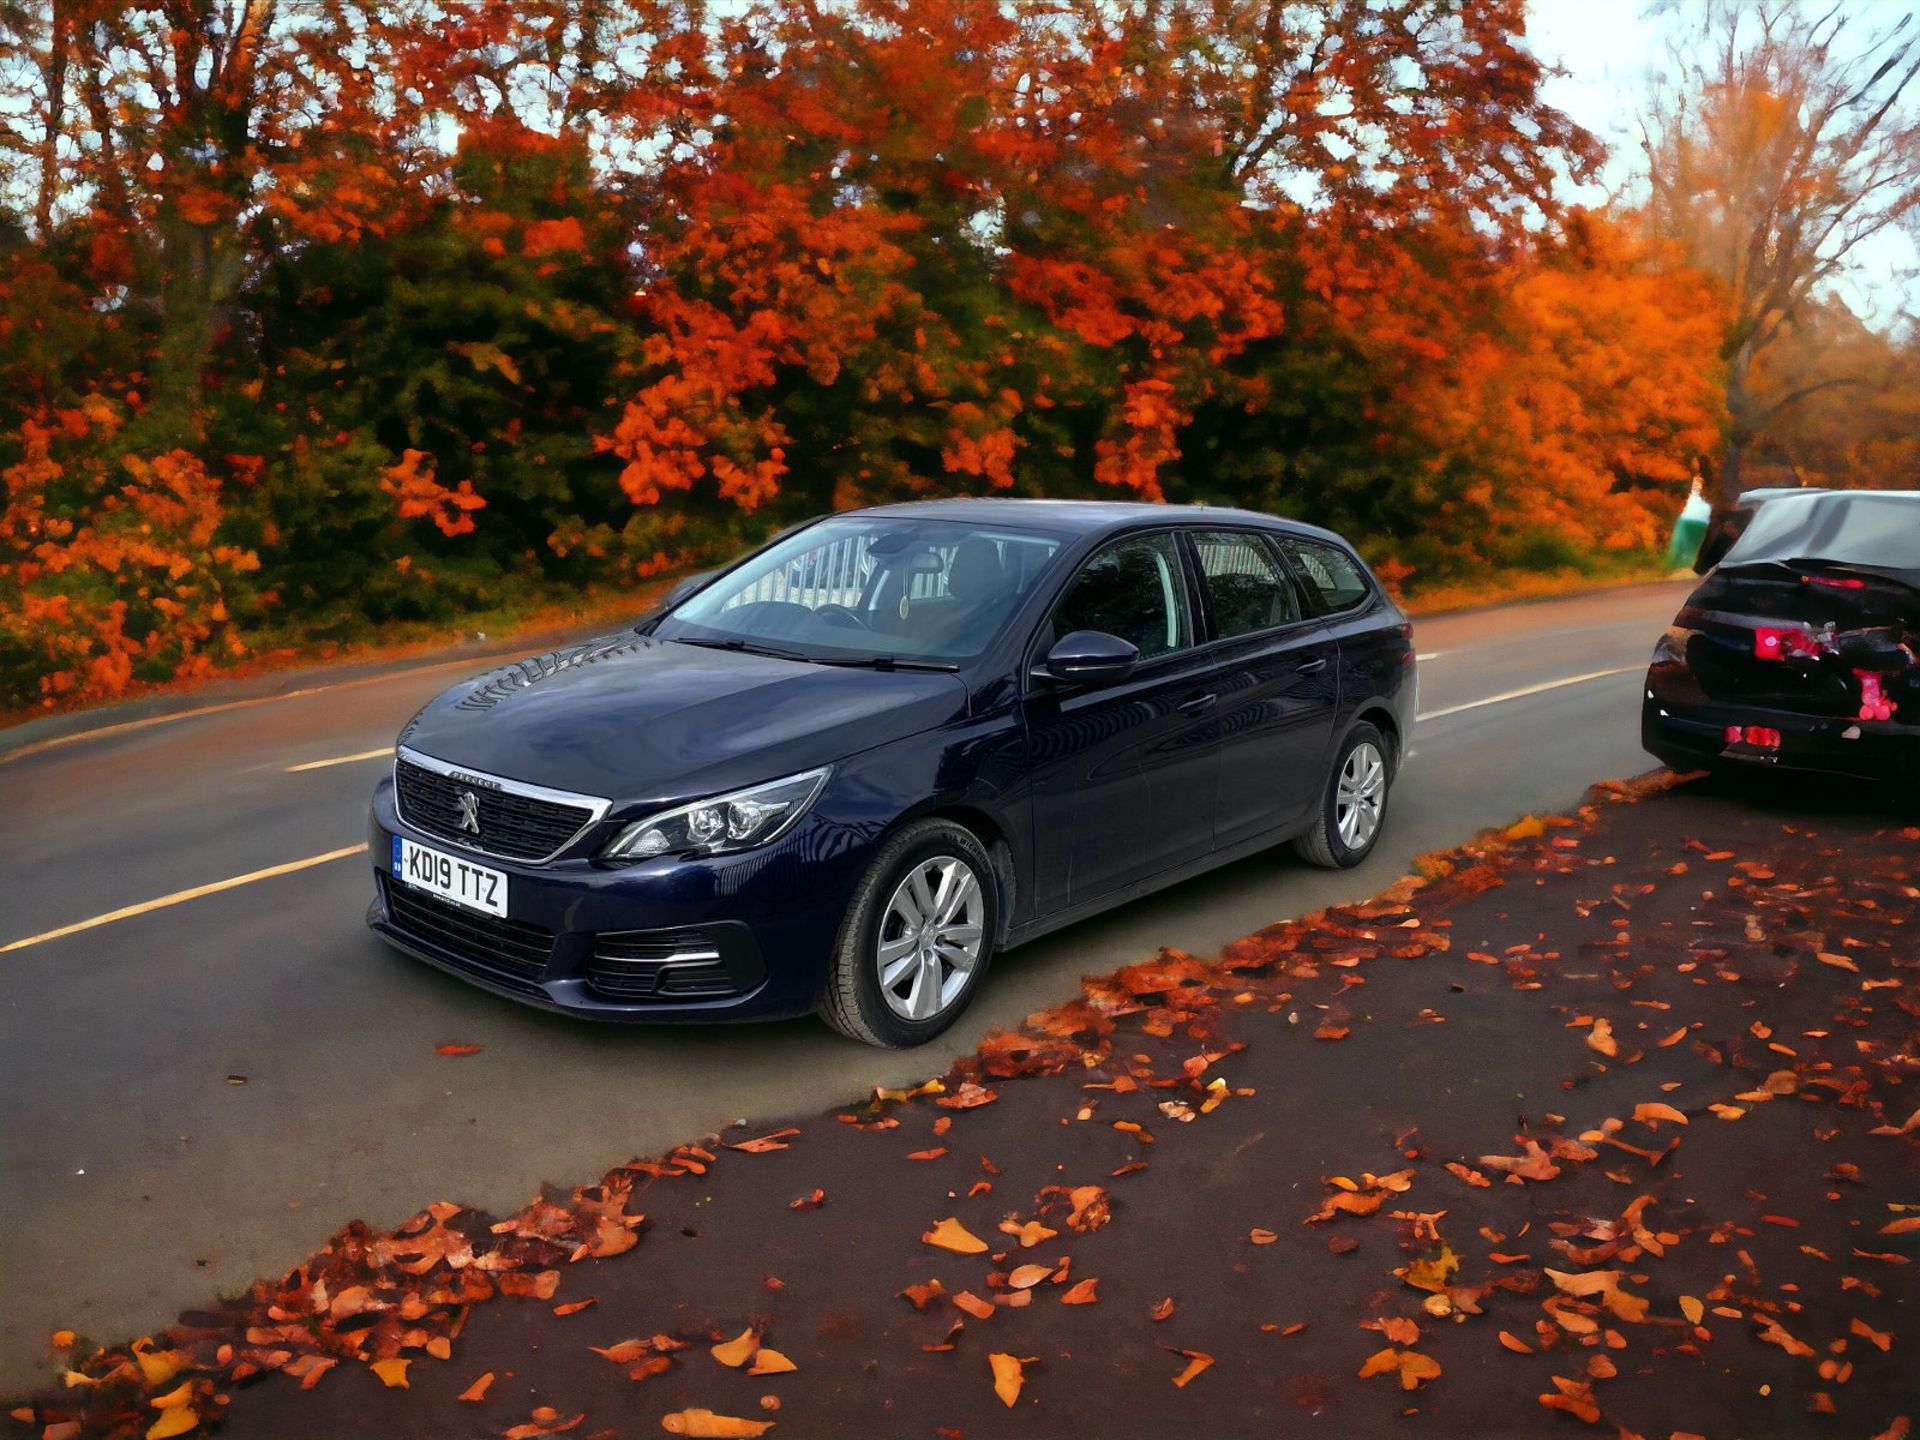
[1190,530,1300,638]
[1280,537,1371,613]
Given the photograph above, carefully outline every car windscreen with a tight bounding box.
[1717,493,1920,580]
[655,516,1065,663]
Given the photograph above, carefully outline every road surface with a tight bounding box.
[0,580,1690,1386]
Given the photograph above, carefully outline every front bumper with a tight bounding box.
[1641,666,1918,784]
[366,775,861,1021]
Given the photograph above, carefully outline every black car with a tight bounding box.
[1644,489,1919,789]
[368,500,1416,1046]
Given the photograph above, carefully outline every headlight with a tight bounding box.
[602,768,829,860]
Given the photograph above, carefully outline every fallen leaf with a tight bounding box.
[728,1129,800,1154]
[146,1410,199,1440]
[710,1329,758,1368]
[923,1218,989,1254]
[1498,1331,1533,1354]
[436,1043,482,1057]
[1250,1228,1278,1245]
[1851,1319,1893,1352]
[370,1358,410,1389]
[1587,1018,1618,1058]
[998,1219,1057,1247]
[1545,1268,1649,1323]
[747,1349,796,1376]
[1538,1376,1600,1423]
[1679,1296,1704,1325]
[1632,1102,1688,1127]
[900,1280,946,1311]
[953,1292,995,1320]
[1007,1264,1052,1290]
[989,1353,1024,1408]
[553,1298,597,1316]
[1170,1350,1213,1387]
[659,1410,774,1438]
[1358,1347,1442,1391]
[1398,1245,1460,1294]
[1150,1297,1176,1322]
[1817,951,1859,972]
[458,1372,496,1402]
[505,1408,585,1439]
[1756,1318,1816,1357]
[1061,1278,1099,1305]
[1880,1217,1920,1236]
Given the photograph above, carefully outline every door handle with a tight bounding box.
[1296,657,1328,675]
[1176,693,1218,715]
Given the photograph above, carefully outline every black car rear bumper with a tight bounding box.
[1642,668,1917,784]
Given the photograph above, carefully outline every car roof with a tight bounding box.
[851,497,1354,545]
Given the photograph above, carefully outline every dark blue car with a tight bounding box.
[368,500,1416,1046]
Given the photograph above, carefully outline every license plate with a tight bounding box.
[392,836,508,917]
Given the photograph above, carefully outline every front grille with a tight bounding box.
[384,880,554,987]
[588,929,743,1000]
[395,756,597,860]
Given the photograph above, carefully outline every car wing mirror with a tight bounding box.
[1039,630,1139,687]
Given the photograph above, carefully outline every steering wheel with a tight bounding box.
[813,604,868,630]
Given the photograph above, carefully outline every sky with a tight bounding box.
[1524,0,1918,329]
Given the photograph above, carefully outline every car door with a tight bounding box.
[1020,531,1221,911]
[1185,528,1340,848]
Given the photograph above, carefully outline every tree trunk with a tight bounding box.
[1717,339,1757,510]
[34,4,70,238]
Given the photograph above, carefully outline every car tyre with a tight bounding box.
[1294,722,1393,869]
[820,818,998,1048]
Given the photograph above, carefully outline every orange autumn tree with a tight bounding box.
[0,398,258,704]
[1415,213,1727,559]
[605,0,1595,537]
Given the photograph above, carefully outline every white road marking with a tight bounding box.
[0,845,369,954]
[1416,666,1640,723]
[285,747,391,773]
[0,655,502,768]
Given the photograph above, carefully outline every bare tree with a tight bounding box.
[1640,0,1920,505]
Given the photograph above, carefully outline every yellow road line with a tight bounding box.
[1416,666,1639,723]
[0,844,369,954]
[285,747,391,773]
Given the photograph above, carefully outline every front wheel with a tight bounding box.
[1294,722,1393,869]
[820,819,998,1047]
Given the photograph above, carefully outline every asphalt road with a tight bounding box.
[0,579,1692,1387]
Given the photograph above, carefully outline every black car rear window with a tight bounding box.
[1720,493,1920,575]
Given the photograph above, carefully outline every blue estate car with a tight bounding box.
[368,500,1416,1046]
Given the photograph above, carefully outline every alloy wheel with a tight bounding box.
[1335,740,1387,850]
[875,855,984,1022]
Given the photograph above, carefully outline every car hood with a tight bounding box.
[400,634,966,805]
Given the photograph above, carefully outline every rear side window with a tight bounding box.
[1191,530,1300,637]
[1280,538,1371,612]
[1053,533,1193,659]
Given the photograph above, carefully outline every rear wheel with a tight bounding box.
[820,819,997,1047]
[1294,722,1393,869]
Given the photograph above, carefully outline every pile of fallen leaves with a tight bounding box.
[11,770,1917,1439]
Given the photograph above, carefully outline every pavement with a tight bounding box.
[12,772,1916,1438]
[0,580,1696,1390]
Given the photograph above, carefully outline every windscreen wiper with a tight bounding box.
[672,636,812,662]
[815,655,962,673]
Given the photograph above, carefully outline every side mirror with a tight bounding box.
[1040,630,1139,687]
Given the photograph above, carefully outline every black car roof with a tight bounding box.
[852,498,1354,546]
